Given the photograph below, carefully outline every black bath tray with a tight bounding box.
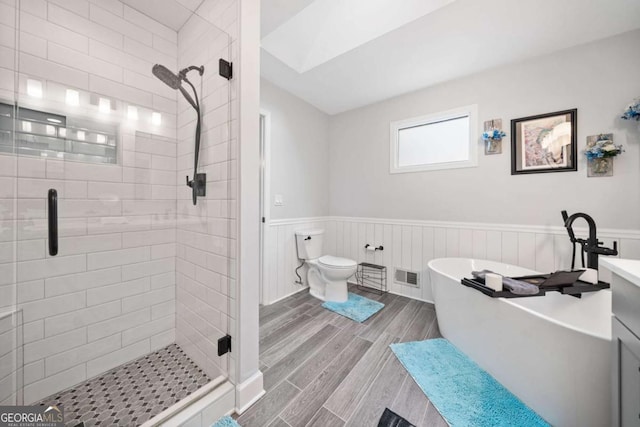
[461,278,546,298]
[557,279,610,296]
[461,272,610,299]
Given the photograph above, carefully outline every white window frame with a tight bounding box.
[389,104,478,174]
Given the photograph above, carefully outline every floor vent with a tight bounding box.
[394,268,419,287]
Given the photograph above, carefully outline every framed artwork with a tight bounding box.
[510,109,577,175]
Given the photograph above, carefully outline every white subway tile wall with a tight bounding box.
[0,313,22,406]
[263,217,640,305]
[0,0,236,405]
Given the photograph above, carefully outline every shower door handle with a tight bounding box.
[48,189,58,256]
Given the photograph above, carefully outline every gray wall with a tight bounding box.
[261,79,330,219]
[328,30,640,229]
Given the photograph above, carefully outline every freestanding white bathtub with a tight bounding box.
[428,258,611,427]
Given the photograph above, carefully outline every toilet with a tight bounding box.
[295,229,357,302]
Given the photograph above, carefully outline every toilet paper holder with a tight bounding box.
[364,244,384,251]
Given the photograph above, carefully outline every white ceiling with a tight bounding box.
[261,0,316,38]
[261,0,640,115]
[120,0,204,31]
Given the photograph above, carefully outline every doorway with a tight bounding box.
[259,111,271,305]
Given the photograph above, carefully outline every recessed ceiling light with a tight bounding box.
[66,89,80,106]
[77,130,85,140]
[151,112,162,125]
[46,125,56,136]
[27,79,43,98]
[59,128,67,137]
[22,121,32,132]
[96,134,106,143]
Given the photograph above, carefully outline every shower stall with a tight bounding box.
[0,0,237,425]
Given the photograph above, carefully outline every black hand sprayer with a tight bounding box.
[152,64,205,205]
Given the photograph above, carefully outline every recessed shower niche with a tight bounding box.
[0,102,118,164]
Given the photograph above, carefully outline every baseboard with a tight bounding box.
[235,370,265,414]
[346,281,435,305]
[265,286,308,305]
[388,290,434,305]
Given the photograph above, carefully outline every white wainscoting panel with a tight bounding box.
[262,216,640,305]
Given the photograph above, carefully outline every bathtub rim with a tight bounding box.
[427,257,612,342]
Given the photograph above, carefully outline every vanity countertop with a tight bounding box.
[601,258,640,287]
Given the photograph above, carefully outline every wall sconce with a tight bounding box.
[585,133,623,177]
[621,97,639,121]
[482,119,506,155]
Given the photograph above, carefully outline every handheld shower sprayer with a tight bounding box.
[152,63,205,205]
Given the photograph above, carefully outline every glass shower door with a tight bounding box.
[0,0,22,407]
[13,95,127,405]
[2,1,235,424]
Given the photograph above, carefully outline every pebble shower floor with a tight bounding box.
[37,344,210,426]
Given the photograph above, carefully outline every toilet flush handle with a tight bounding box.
[304,236,312,241]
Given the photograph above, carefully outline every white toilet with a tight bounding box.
[295,229,357,303]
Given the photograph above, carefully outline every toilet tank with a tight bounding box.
[295,229,324,260]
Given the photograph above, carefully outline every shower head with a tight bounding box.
[152,63,200,112]
[152,64,181,90]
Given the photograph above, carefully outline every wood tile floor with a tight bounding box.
[237,285,448,427]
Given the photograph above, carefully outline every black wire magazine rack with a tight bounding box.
[356,262,387,295]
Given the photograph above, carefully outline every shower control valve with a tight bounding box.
[186,173,207,197]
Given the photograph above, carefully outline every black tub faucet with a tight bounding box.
[561,210,618,270]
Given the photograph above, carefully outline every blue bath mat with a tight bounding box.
[211,415,240,427]
[390,339,550,427]
[322,292,384,322]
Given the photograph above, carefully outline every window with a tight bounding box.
[390,104,478,173]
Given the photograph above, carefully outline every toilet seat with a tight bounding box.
[318,255,357,269]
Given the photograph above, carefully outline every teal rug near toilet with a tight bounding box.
[390,339,550,427]
[211,415,240,427]
[322,292,384,322]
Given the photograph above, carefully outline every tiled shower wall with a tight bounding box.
[263,217,640,305]
[175,0,237,382]
[0,0,180,404]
